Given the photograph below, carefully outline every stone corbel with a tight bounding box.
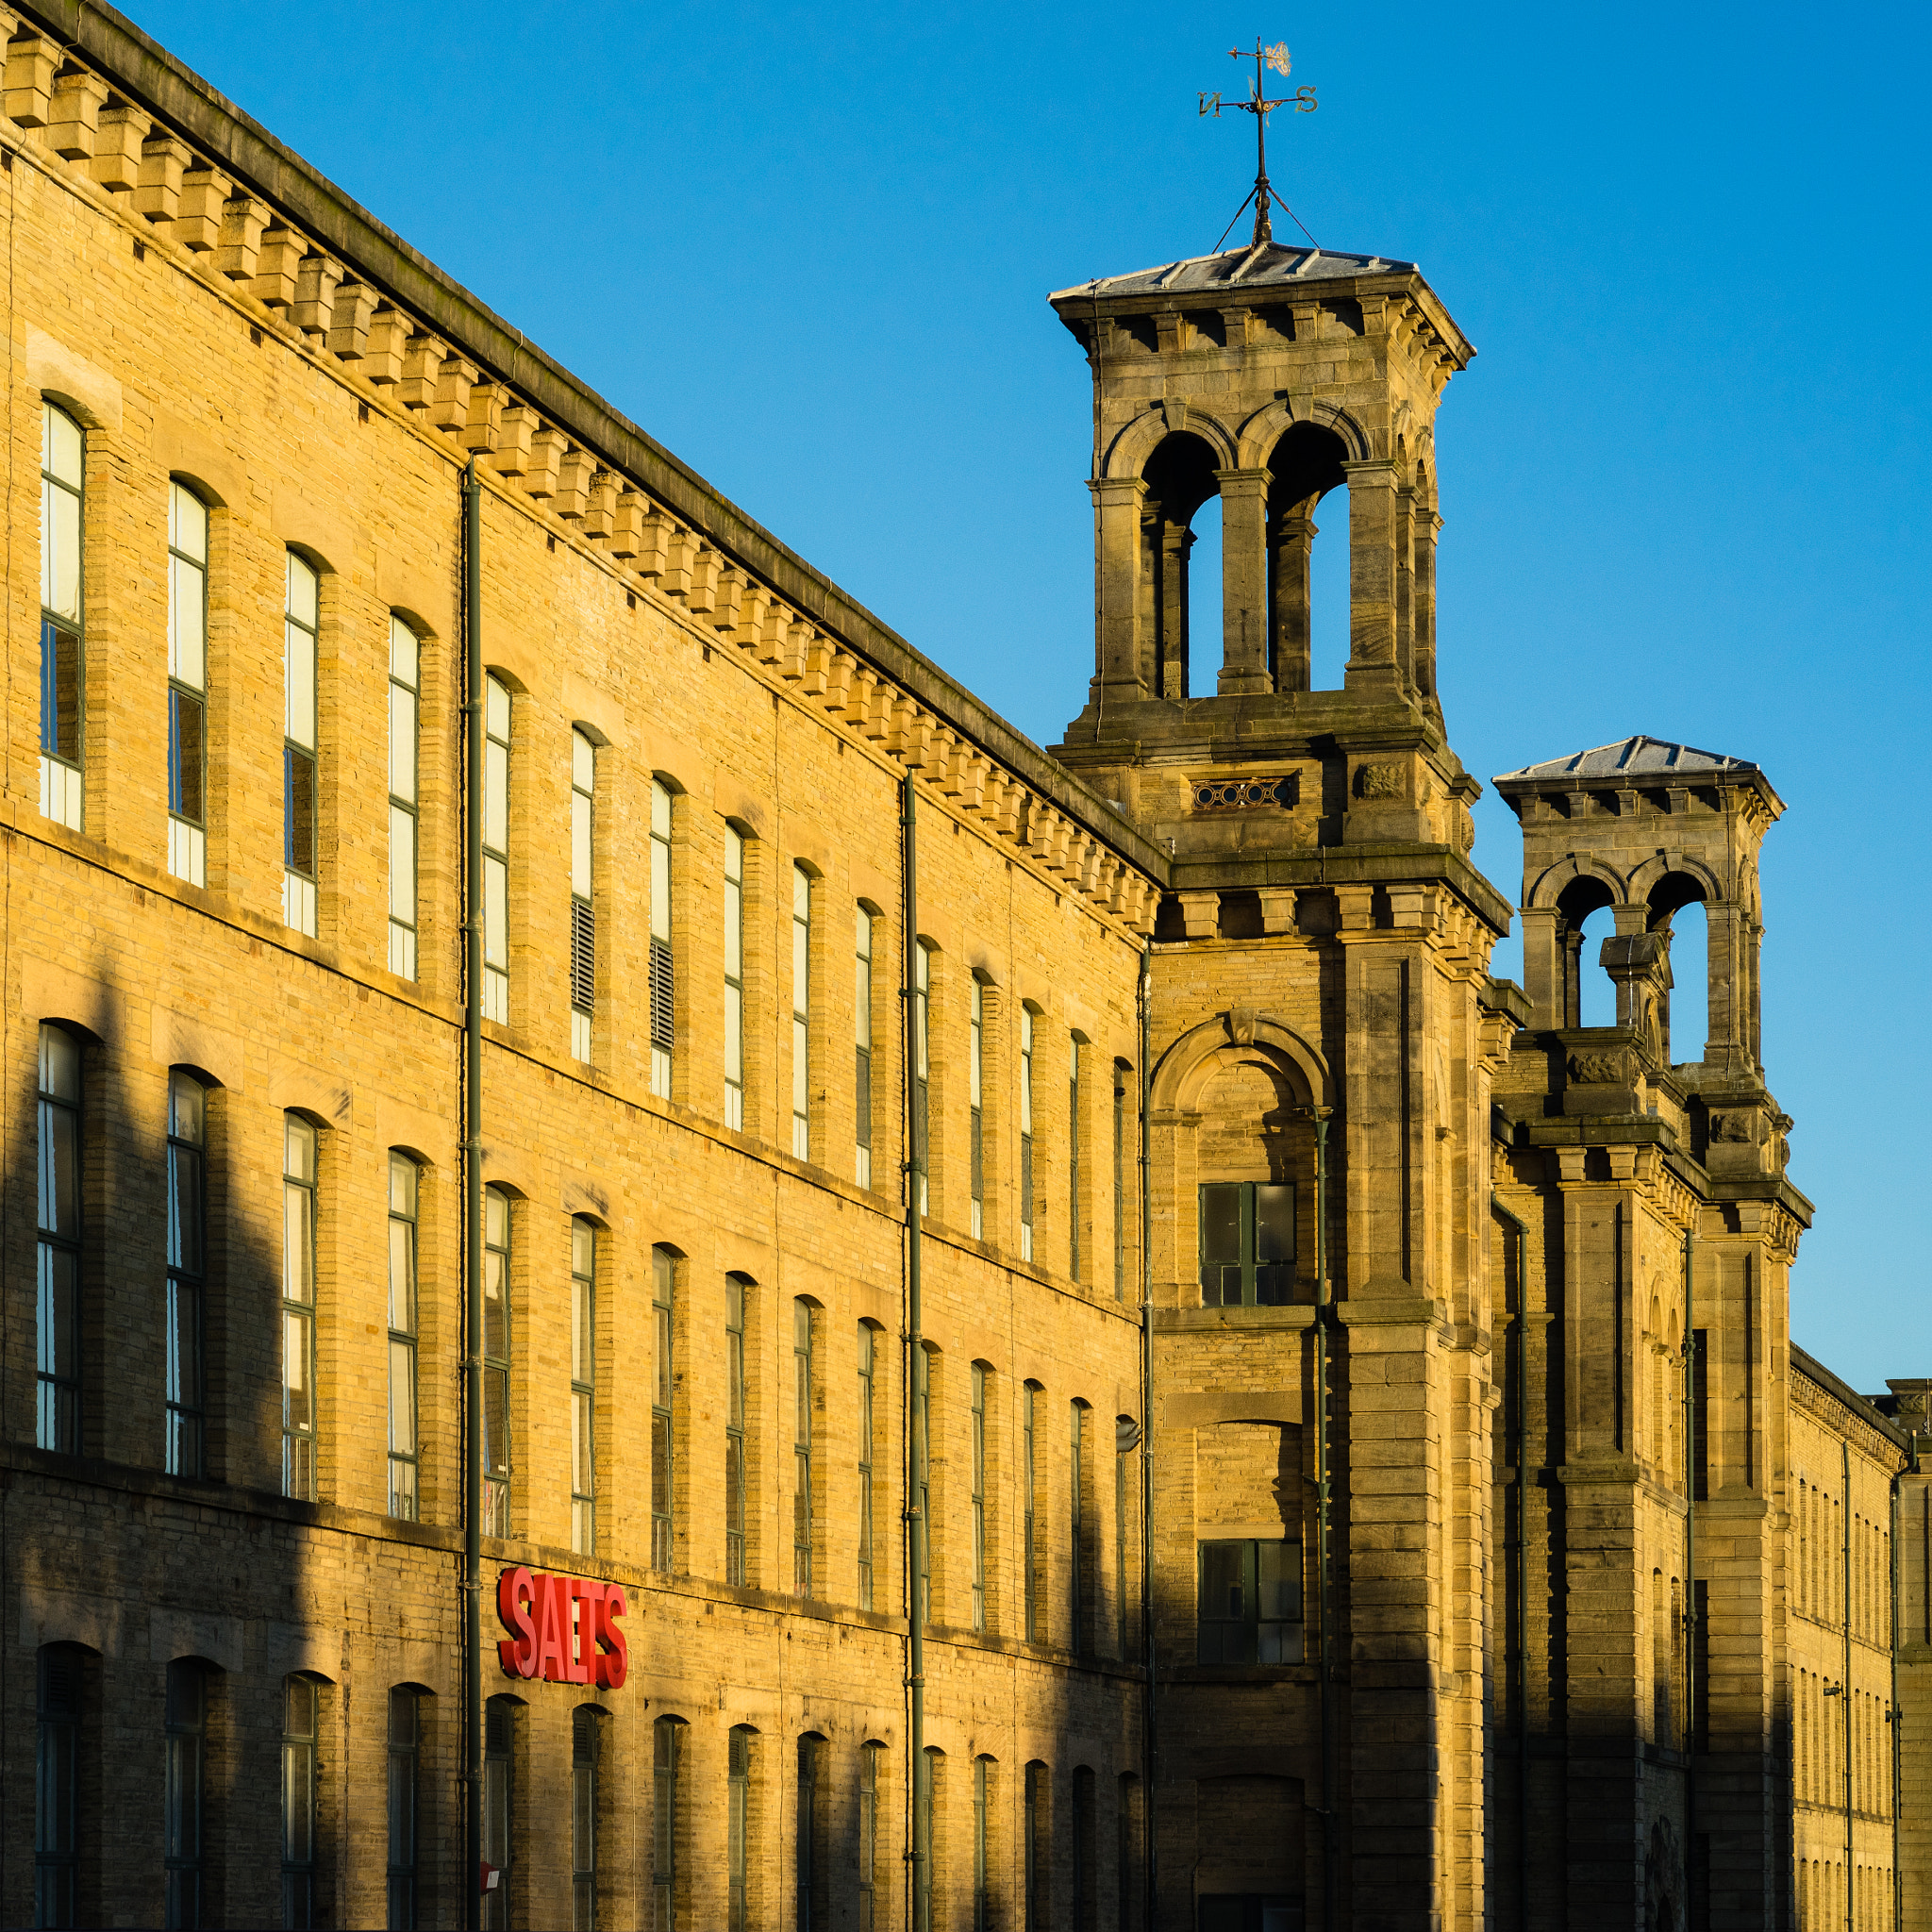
[253,226,306,310]
[801,634,837,696]
[685,544,722,616]
[818,647,857,714]
[461,382,507,457]
[733,582,772,652]
[634,508,672,575]
[432,357,479,437]
[710,566,745,632]
[134,133,192,225]
[361,308,408,385]
[398,334,445,410]
[1176,891,1219,940]
[326,281,376,361]
[553,445,594,521]
[175,164,229,253]
[777,620,811,680]
[291,254,344,338]
[1257,888,1297,936]
[4,32,59,126]
[581,471,617,541]
[91,102,150,193]
[46,69,108,159]
[660,524,696,597]
[523,426,565,500]
[608,490,645,557]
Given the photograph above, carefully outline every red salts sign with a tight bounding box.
[496,1567,628,1688]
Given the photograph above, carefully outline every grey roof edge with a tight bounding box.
[1491,738,1786,813]
[1045,244,1420,302]
[27,0,1172,887]
[1790,1343,1910,1456]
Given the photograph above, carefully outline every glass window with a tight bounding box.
[166,1071,208,1478]
[572,1707,599,1931]
[723,824,743,1128]
[388,620,420,978]
[969,978,984,1239]
[1019,1007,1035,1261]
[481,675,509,1022]
[282,1116,318,1500]
[725,1274,747,1586]
[1117,1775,1141,1932]
[971,1364,988,1633]
[1069,1038,1082,1281]
[572,1219,596,1555]
[652,1717,682,1931]
[648,781,674,1097]
[571,730,594,1061]
[973,1757,991,1932]
[388,1156,419,1520]
[914,1346,931,1626]
[281,1674,318,1927]
[791,865,811,1159]
[916,1749,940,1932]
[483,1697,514,1932]
[40,403,83,831]
[855,908,874,1187]
[912,942,930,1216]
[1196,1539,1305,1665]
[483,1189,511,1537]
[1023,1383,1040,1643]
[1113,1066,1128,1302]
[727,1726,752,1932]
[283,553,319,937]
[1198,1182,1296,1307]
[796,1734,825,1932]
[857,1324,875,1611]
[37,1024,82,1454]
[36,1643,83,1926]
[1072,1765,1095,1932]
[386,1687,419,1932]
[858,1741,881,1932]
[651,1248,675,1572]
[1071,1402,1087,1654]
[1117,1421,1134,1663]
[1024,1761,1047,1932]
[164,1657,205,1930]
[167,483,208,886]
[792,1301,813,1596]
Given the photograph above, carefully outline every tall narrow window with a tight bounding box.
[651,1248,675,1572]
[1116,1420,1134,1661]
[483,1698,513,1932]
[40,403,83,831]
[973,1757,991,1932]
[282,1115,318,1500]
[1024,1383,1040,1642]
[969,978,985,1239]
[1112,1066,1127,1302]
[37,1024,81,1456]
[793,1301,814,1596]
[652,1717,681,1932]
[858,1324,876,1611]
[1020,1007,1035,1262]
[855,908,874,1187]
[164,1658,206,1930]
[167,483,208,886]
[388,1156,420,1521]
[572,1707,600,1931]
[1117,1775,1141,1932]
[36,1644,83,1926]
[386,1688,419,1932]
[1197,1539,1305,1664]
[649,781,674,1096]
[727,1726,751,1932]
[858,1741,881,1932]
[388,619,419,977]
[1071,1401,1087,1654]
[281,1674,319,1927]
[482,1188,511,1537]
[791,865,812,1158]
[1198,1182,1296,1307]
[725,1274,747,1586]
[916,1749,939,1932]
[796,1734,826,1932]
[571,1219,596,1555]
[914,1344,931,1626]
[1072,1766,1095,1932]
[481,675,509,1022]
[166,1071,208,1478]
[723,824,745,1128]
[1024,1762,1047,1932]
[283,553,319,938]
[1069,1037,1082,1281]
[571,729,595,1061]
[912,941,931,1216]
[971,1364,988,1632]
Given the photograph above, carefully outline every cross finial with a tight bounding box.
[1199,37,1317,250]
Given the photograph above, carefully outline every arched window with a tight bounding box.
[968,974,987,1237]
[1555,877,1617,1030]
[388,1154,421,1520]
[855,904,876,1186]
[1140,431,1221,700]
[1267,421,1350,693]
[651,1246,678,1572]
[165,1657,208,1928]
[283,552,320,937]
[1019,1004,1037,1260]
[858,1740,884,1930]
[571,729,596,1062]
[166,1071,208,1478]
[970,1363,990,1633]
[1112,1059,1131,1301]
[796,1732,827,1930]
[482,1695,517,1930]
[728,1725,757,1930]
[792,1299,816,1596]
[571,1217,597,1554]
[1071,1765,1096,1932]
[913,1342,936,1624]
[36,1642,87,1924]
[725,1274,751,1585]
[972,1756,994,1930]
[791,863,812,1159]
[282,1113,319,1499]
[648,779,675,1098]
[1116,1414,1140,1660]
[37,1023,82,1454]
[723,821,746,1127]
[481,675,510,1021]
[918,1746,945,1932]
[652,1715,686,1929]
[40,402,84,830]
[572,1706,605,1926]
[857,1323,878,1610]
[1117,1772,1144,1932]
[1023,1760,1050,1932]
[1070,1400,1092,1654]
[387,1687,422,1930]
[388,618,421,978]
[281,1674,322,1924]
[1068,1034,1084,1282]
[482,1187,511,1536]
[167,482,209,886]
[912,940,933,1215]
[1184,491,1222,697]
[1023,1381,1042,1641]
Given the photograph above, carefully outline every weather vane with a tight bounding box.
[1200,39,1317,250]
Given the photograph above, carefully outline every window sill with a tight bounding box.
[1155,1303,1318,1332]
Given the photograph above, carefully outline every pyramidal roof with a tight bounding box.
[1492,737,1762,785]
[1048,241,1415,303]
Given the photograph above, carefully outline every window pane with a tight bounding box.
[284,1188,314,1305]
[169,551,206,689]
[287,552,318,630]
[389,616,417,686]
[283,1311,312,1426]
[170,480,208,562]
[486,675,510,740]
[1200,1184,1242,1303]
[171,691,206,822]
[484,854,508,966]
[42,1102,79,1237]
[285,746,317,875]
[1257,1539,1302,1621]
[45,404,82,486]
[573,788,591,898]
[285,618,315,748]
[45,477,80,622]
[390,1338,416,1455]
[484,1250,508,1359]
[483,738,508,853]
[390,807,417,923]
[1201,1541,1244,1620]
[1256,1185,1295,1260]
[390,684,417,802]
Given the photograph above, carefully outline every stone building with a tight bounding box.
[0,3,1921,1929]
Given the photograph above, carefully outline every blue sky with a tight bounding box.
[135,0,1928,1389]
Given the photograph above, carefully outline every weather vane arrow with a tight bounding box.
[1199,38,1317,250]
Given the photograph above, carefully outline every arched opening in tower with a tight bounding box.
[1556,876,1618,1029]
[1648,875,1710,1066]
[1139,432,1220,701]
[1267,423,1351,693]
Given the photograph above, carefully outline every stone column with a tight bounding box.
[1214,467,1272,695]
[1704,902,1743,1068]
[1519,908,1564,1031]
[1158,518,1192,699]
[1413,509,1441,708]
[1270,508,1316,692]
[1090,476,1148,700]
[1342,458,1402,700]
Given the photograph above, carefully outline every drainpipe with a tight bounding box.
[1312,1108,1336,1931]
[1493,1197,1532,1932]
[1683,1227,1698,1918]
[1138,939,1156,1928]
[1845,1440,1855,1932]
[902,774,926,1932]
[460,458,485,1932]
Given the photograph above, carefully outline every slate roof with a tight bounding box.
[1492,737,1762,786]
[1048,242,1415,303]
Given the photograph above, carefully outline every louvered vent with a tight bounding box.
[649,939,675,1053]
[570,898,595,1015]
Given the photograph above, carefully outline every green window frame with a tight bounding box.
[571,1219,596,1555]
[1197,1182,1296,1307]
[1196,1538,1305,1665]
[858,1324,876,1610]
[651,1248,675,1571]
[282,1115,319,1499]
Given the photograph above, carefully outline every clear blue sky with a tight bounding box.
[134,0,1928,1391]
